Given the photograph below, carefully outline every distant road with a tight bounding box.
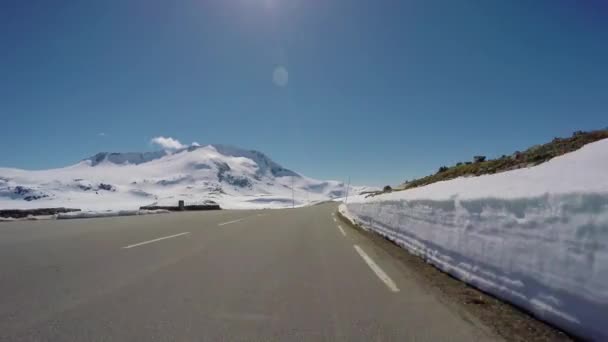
[0,203,500,341]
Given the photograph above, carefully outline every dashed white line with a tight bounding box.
[123,232,190,249]
[337,225,346,236]
[333,217,337,222]
[353,245,400,292]
[218,218,244,226]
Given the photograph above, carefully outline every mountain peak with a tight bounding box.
[207,144,299,178]
[84,144,299,178]
[86,151,168,166]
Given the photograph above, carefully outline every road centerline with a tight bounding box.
[353,245,400,292]
[123,232,190,249]
[337,225,346,236]
[218,218,245,226]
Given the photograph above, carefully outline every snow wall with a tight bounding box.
[342,140,608,341]
[342,194,607,340]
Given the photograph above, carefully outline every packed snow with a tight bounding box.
[0,144,366,212]
[342,138,608,341]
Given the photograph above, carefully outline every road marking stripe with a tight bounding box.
[353,245,400,292]
[218,218,244,226]
[123,232,190,249]
[333,217,337,222]
[337,225,346,236]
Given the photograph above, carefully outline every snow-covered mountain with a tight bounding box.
[0,145,367,210]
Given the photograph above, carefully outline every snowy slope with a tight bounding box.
[342,138,608,341]
[0,145,365,210]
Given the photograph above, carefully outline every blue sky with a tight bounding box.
[1,0,607,186]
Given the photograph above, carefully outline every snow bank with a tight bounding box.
[56,209,169,220]
[0,215,56,222]
[343,139,608,341]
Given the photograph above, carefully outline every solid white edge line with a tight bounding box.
[337,225,346,236]
[123,232,190,249]
[218,218,244,226]
[353,245,400,292]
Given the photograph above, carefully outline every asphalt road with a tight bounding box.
[0,203,501,341]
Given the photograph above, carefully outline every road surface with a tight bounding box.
[0,203,500,341]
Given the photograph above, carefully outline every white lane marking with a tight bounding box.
[123,232,190,249]
[333,217,337,222]
[353,245,400,292]
[218,218,244,226]
[337,225,346,236]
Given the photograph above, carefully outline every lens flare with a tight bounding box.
[272,66,289,87]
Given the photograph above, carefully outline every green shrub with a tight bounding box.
[473,155,486,163]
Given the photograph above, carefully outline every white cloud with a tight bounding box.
[98,132,106,137]
[150,136,202,150]
[151,136,186,150]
